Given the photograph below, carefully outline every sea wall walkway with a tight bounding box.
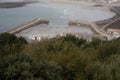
[7,18,49,34]
[103,17,120,29]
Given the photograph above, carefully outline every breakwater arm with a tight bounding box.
[7,18,49,34]
[68,19,108,37]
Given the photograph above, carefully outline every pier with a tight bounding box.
[7,18,49,34]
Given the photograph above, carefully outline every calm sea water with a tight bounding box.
[17,24,94,38]
[0,0,115,34]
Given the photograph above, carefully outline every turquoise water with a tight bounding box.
[0,0,115,33]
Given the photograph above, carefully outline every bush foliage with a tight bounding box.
[0,33,120,80]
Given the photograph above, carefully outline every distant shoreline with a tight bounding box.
[48,0,120,7]
[0,1,38,8]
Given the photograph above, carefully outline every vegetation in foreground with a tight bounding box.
[0,33,120,80]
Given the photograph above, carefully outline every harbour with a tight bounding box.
[0,0,119,40]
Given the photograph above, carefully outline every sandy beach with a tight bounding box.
[45,0,120,7]
[50,0,95,6]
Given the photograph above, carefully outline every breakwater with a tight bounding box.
[68,19,108,37]
[7,18,49,34]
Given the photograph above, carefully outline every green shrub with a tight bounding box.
[0,33,27,55]
[0,33,120,80]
